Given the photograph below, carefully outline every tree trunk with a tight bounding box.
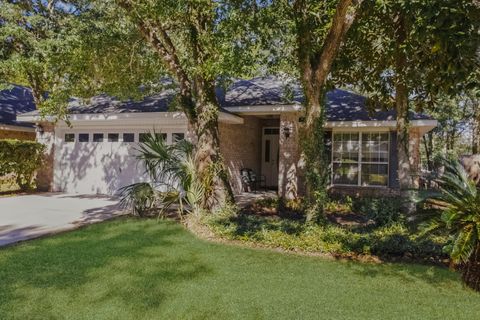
[473,103,480,154]
[394,14,411,190]
[294,0,361,214]
[194,79,235,210]
[462,243,480,292]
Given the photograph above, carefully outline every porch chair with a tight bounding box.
[240,168,267,193]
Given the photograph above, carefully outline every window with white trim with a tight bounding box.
[332,132,389,186]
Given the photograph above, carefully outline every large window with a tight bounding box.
[332,132,389,186]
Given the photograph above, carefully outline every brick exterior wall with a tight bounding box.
[0,129,35,140]
[35,123,55,191]
[219,116,262,194]
[278,112,303,199]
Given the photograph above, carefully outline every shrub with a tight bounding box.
[0,139,45,190]
[205,212,446,261]
[351,197,404,227]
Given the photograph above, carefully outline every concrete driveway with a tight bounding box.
[0,193,126,247]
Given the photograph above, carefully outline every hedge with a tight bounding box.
[0,139,45,190]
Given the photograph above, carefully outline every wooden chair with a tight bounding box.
[240,168,267,192]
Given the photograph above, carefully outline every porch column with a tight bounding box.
[278,112,303,199]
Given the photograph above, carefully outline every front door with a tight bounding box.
[261,128,280,187]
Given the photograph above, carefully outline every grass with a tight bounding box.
[0,218,478,320]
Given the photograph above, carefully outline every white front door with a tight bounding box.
[261,128,280,187]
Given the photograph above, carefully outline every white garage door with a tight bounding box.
[54,128,186,195]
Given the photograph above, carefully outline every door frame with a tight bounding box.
[261,127,280,188]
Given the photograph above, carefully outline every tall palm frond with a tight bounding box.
[420,158,480,265]
[119,131,203,218]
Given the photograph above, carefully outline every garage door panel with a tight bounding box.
[54,131,150,195]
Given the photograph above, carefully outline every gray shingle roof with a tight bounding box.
[325,89,431,121]
[0,86,36,128]
[14,77,432,121]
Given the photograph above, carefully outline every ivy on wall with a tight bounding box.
[0,139,45,191]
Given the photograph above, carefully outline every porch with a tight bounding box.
[219,113,302,199]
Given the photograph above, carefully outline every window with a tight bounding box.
[65,133,75,143]
[265,140,271,162]
[264,128,279,135]
[93,133,104,142]
[140,133,166,143]
[139,133,149,143]
[108,133,119,142]
[123,133,135,142]
[172,133,185,143]
[78,134,89,142]
[332,132,389,186]
[156,133,167,141]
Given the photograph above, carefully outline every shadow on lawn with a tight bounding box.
[0,218,212,314]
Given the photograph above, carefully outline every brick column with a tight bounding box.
[36,123,55,192]
[278,112,303,199]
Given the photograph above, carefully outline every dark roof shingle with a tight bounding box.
[13,77,433,121]
[0,86,36,127]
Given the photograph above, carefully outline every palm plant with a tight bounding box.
[119,132,205,218]
[420,159,480,291]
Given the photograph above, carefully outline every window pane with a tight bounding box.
[93,133,104,142]
[139,133,149,143]
[78,134,89,142]
[264,128,279,135]
[361,164,388,186]
[108,133,119,142]
[65,133,75,142]
[333,163,359,185]
[265,140,271,162]
[156,133,167,141]
[333,132,359,163]
[123,133,135,142]
[172,133,185,143]
[361,132,389,163]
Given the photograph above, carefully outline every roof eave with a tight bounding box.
[0,124,36,132]
[17,110,244,125]
[326,119,437,133]
[224,104,303,115]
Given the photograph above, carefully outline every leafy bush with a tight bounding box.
[351,197,404,227]
[0,139,45,190]
[205,212,446,261]
[418,159,480,291]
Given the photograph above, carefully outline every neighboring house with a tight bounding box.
[18,77,437,198]
[0,86,37,140]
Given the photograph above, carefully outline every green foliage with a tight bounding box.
[206,212,445,260]
[302,112,330,222]
[351,197,404,227]
[0,139,45,191]
[419,159,480,265]
[119,132,205,217]
[334,0,480,110]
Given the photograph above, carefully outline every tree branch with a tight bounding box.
[116,0,195,117]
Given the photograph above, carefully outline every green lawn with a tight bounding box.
[0,218,478,320]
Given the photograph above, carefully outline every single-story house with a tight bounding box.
[17,77,437,198]
[0,85,37,140]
